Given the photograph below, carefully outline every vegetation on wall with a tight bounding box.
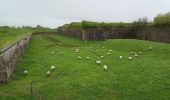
[59,21,133,29]
[0,25,55,49]
[154,11,170,26]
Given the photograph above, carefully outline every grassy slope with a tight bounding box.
[0,35,170,100]
[0,28,31,50]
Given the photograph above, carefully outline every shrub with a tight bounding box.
[154,12,170,26]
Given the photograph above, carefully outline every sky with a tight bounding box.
[0,0,170,28]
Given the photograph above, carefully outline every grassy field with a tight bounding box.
[0,28,31,50]
[0,34,170,100]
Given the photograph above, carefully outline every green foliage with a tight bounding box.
[59,21,133,29]
[0,26,56,49]
[132,17,149,28]
[154,12,170,26]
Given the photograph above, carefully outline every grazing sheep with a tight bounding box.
[47,71,51,77]
[96,60,102,65]
[77,56,81,60]
[103,65,108,72]
[135,54,138,57]
[102,47,105,49]
[101,56,104,59]
[128,56,132,60]
[139,52,142,55]
[51,51,54,54]
[86,56,90,60]
[60,53,64,55]
[75,49,79,53]
[109,49,113,52]
[148,46,152,51]
[107,52,111,55]
[130,51,134,54]
[23,70,28,76]
[119,56,123,59]
[51,66,55,71]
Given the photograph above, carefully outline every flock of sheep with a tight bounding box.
[23,46,152,77]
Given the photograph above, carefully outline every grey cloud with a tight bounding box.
[0,0,170,28]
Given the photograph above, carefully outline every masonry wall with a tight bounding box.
[0,34,32,83]
[136,27,170,43]
[57,27,170,43]
[57,27,133,40]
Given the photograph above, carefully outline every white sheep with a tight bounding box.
[51,66,55,71]
[96,60,102,65]
[119,56,123,59]
[128,56,132,60]
[77,56,81,60]
[130,51,134,54]
[107,52,111,55]
[135,54,138,57]
[60,53,64,55]
[23,70,28,76]
[102,47,105,49]
[101,56,104,59]
[109,49,113,52]
[103,65,108,72]
[51,51,54,54]
[75,49,79,53]
[148,46,152,50]
[139,52,142,55]
[47,71,51,77]
[86,57,89,59]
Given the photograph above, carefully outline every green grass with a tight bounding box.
[0,35,170,100]
[0,28,31,50]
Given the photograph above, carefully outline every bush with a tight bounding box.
[154,12,170,26]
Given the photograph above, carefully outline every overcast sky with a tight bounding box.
[0,0,170,28]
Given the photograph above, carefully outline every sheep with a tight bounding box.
[148,46,152,51]
[96,60,102,65]
[23,70,28,76]
[77,56,81,60]
[86,56,90,60]
[130,51,134,54]
[103,65,108,72]
[135,54,138,57]
[128,56,132,60]
[107,52,111,55]
[139,52,142,55]
[101,56,104,59]
[47,71,51,77]
[102,47,105,49]
[109,49,113,52]
[51,51,54,54]
[60,53,64,55]
[75,49,79,53]
[119,56,123,59]
[51,66,55,71]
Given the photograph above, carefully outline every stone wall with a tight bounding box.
[136,27,170,43]
[57,27,133,40]
[57,27,170,43]
[0,34,32,83]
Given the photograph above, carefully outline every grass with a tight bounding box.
[0,28,31,50]
[0,34,170,100]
